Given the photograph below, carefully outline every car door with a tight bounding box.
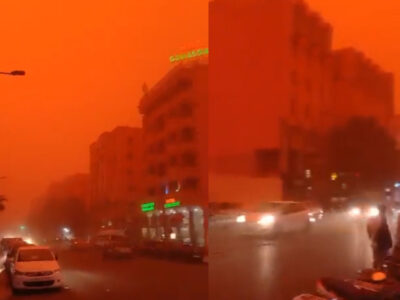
[290,203,308,230]
[281,204,306,232]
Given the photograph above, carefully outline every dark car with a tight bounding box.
[70,238,91,250]
[103,236,133,259]
[4,241,29,272]
[1,238,24,254]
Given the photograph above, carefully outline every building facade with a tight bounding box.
[209,0,394,205]
[139,59,208,210]
[90,126,143,222]
[323,48,394,130]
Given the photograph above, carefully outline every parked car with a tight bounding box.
[1,237,24,254]
[69,238,91,250]
[92,229,127,248]
[9,245,63,292]
[4,241,29,273]
[103,236,133,259]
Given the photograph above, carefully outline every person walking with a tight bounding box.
[367,204,393,269]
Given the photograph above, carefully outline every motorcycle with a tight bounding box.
[293,269,400,300]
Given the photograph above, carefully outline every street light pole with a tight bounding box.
[0,70,26,76]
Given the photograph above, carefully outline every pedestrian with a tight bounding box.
[367,204,393,269]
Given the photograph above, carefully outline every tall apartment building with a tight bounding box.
[138,59,208,210]
[90,126,143,223]
[324,48,394,130]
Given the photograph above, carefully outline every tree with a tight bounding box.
[324,117,397,188]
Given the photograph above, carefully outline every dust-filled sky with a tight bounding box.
[0,0,399,224]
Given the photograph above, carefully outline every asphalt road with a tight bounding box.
[0,248,207,300]
[209,212,388,300]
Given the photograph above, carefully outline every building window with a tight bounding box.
[169,155,178,166]
[183,177,199,190]
[168,132,177,143]
[157,140,165,154]
[157,163,166,176]
[254,149,279,176]
[147,187,155,196]
[154,115,165,132]
[178,101,193,117]
[181,151,197,167]
[148,165,156,175]
[181,127,196,142]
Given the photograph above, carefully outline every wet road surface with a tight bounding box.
[209,212,378,300]
[1,249,207,300]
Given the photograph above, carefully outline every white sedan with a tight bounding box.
[236,201,311,237]
[10,246,63,292]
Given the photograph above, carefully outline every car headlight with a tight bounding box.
[257,214,275,226]
[367,206,379,218]
[236,215,246,223]
[349,207,361,217]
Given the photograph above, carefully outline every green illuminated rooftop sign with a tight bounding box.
[170,48,209,63]
[141,202,155,212]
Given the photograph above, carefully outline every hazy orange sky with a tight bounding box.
[0,0,208,224]
[0,0,399,224]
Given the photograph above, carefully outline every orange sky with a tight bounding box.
[0,0,398,224]
[0,0,208,224]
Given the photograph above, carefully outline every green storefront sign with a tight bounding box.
[141,202,155,212]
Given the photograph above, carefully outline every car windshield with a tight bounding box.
[18,249,54,262]
[255,202,292,212]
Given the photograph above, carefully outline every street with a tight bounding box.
[209,212,383,300]
[0,249,207,300]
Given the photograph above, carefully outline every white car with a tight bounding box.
[10,246,63,291]
[238,201,310,237]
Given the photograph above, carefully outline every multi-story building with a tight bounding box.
[323,48,394,130]
[90,126,143,223]
[138,59,208,210]
[209,0,333,204]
